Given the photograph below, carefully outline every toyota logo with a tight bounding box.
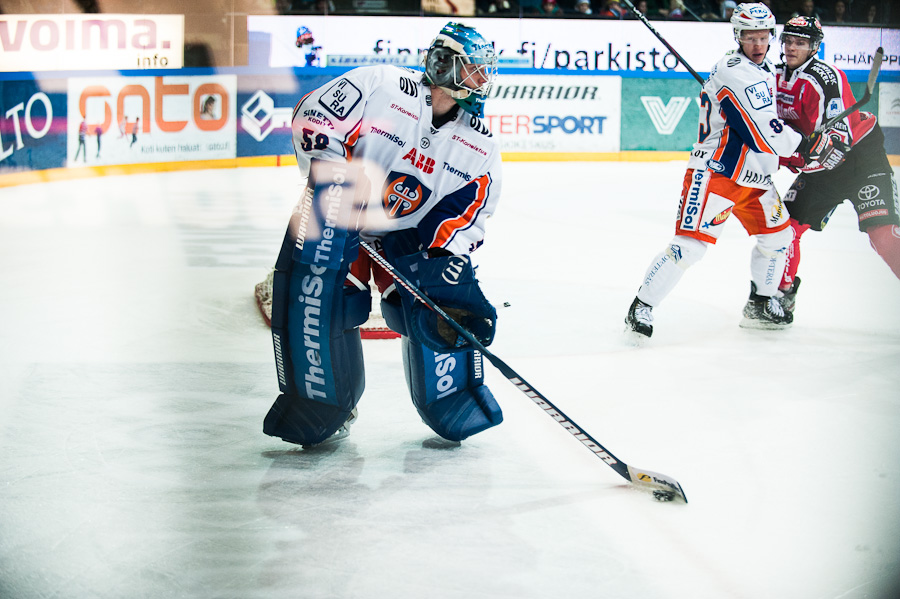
[858,185,880,201]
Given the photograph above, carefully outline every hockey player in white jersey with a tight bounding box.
[263,22,505,447]
[624,3,846,338]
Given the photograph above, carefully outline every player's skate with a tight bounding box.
[777,277,801,313]
[740,282,793,330]
[625,296,653,338]
[301,408,358,449]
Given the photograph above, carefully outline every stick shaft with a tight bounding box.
[620,0,705,85]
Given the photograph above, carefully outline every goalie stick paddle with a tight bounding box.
[620,0,705,86]
[360,240,688,503]
[814,47,883,134]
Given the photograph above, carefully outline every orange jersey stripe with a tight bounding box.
[431,174,491,248]
[713,126,730,162]
[717,87,776,155]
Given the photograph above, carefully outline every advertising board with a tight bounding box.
[0,15,184,72]
[486,75,621,153]
[67,74,236,166]
[247,15,899,74]
[0,79,67,173]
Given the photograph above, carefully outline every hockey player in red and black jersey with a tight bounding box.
[775,16,900,312]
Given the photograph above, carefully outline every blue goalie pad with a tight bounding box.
[380,230,497,353]
[265,160,370,446]
[401,336,502,442]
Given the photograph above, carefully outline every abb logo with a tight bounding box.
[79,76,228,134]
[401,147,434,173]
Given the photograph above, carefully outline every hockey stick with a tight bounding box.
[359,240,688,503]
[814,47,883,134]
[619,0,705,85]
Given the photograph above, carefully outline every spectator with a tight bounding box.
[721,0,737,20]
[309,0,335,13]
[537,0,564,15]
[792,0,826,21]
[625,0,651,17]
[479,0,515,13]
[862,2,878,23]
[831,0,848,22]
[660,0,685,19]
[573,0,594,14]
[598,0,627,17]
[689,0,721,21]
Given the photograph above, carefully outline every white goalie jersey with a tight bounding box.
[291,65,502,255]
[687,50,803,189]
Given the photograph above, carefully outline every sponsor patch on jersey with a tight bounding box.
[382,171,432,219]
[399,77,419,97]
[770,196,785,224]
[679,170,709,232]
[810,62,838,86]
[701,206,733,231]
[707,159,725,173]
[858,184,880,201]
[745,81,772,109]
[826,98,843,118]
[318,78,362,121]
[727,57,740,67]
[777,91,795,105]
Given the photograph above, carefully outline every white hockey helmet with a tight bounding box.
[731,3,776,45]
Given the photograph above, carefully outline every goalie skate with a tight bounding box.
[301,408,358,449]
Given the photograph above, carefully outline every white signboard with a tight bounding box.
[486,75,621,153]
[248,15,899,73]
[0,14,184,72]
[67,75,236,166]
[879,82,900,128]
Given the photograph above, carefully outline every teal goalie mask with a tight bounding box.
[424,22,497,118]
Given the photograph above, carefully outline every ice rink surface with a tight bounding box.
[1,161,899,599]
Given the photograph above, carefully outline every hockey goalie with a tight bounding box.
[259,22,505,448]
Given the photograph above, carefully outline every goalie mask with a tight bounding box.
[780,15,824,57]
[424,22,497,118]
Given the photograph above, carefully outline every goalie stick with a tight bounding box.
[360,240,688,503]
[814,47,883,134]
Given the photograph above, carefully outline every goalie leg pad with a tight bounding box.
[401,336,502,442]
[265,161,369,446]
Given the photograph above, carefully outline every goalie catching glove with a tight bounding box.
[379,230,497,353]
[798,130,850,170]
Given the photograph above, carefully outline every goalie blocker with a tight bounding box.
[264,161,502,445]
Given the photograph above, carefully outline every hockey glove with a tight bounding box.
[799,131,850,171]
[779,153,806,174]
[380,230,497,353]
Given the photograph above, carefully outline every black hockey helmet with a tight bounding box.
[780,15,824,54]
